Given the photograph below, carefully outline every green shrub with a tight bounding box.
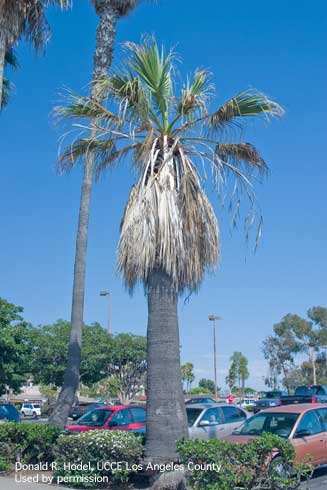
[0,422,61,465]
[177,432,311,490]
[53,430,143,488]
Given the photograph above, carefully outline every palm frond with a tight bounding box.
[4,49,19,69]
[58,137,116,173]
[56,93,120,124]
[216,142,268,174]
[96,142,142,178]
[126,39,173,124]
[177,70,210,119]
[1,50,19,110]
[207,89,284,130]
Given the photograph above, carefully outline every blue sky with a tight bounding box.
[1,0,326,390]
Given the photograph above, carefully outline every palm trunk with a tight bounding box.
[0,41,5,110]
[145,268,188,464]
[49,4,118,428]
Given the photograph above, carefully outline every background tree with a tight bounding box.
[181,362,195,394]
[263,327,299,392]
[0,0,69,108]
[263,306,327,389]
[198,378,215,394]
[0,297,33,396]
[57,39,283,461]
[51,0,148,428]
[227,352,249,394]
[30,320,113,387]
[106,333,147,402]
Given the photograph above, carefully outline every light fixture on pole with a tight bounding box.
[208,315,222,401]
[100,291,110,335]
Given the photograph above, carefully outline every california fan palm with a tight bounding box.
[57,39,284,461]
[0,0,69,108]
[49,0,147,428]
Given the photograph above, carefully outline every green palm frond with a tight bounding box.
[207,89,284,130]
[126,39,173,127]
[177,70,210,119]
[56,93,120,124]
[95,72,151,123]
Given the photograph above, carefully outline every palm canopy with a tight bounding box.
[58,38,284,293]
[0,0,70,49]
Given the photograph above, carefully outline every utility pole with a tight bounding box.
[208,315,221,400]
[100,291,110,334]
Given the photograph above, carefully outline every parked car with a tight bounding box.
[226,403,327,468]
[20,403,41,418]
[280,385,327,406]
[186,403,249,439]
[238,399,257,411]
[69,402,108,420]
[0,403,20,422]
[253,391,287,413]
[185,397,216,405]
[65,405,146,433]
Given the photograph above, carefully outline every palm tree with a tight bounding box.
[49,0,147,428]
[1,50,19,110]
[0,1,69,108]
[56,39,284,460]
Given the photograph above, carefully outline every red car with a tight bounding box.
[65,405,146,433]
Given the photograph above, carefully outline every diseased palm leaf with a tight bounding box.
[216,142,267,173]
[58,38,284,292]
[58,138,116,173]
[208,89,284,130]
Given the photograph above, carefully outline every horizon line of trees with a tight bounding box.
[263,306,327,392]
[0,297,146,404]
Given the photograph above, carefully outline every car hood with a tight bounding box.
[65,424,99,432]
[224,434,258,444]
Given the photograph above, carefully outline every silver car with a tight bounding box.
[187,403,249,440]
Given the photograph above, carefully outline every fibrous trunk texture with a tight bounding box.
[145,268,188,463]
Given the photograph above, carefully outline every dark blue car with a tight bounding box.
[0,403,20,422]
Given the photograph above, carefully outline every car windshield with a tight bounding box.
[186,408,202,427]
[262,392,280,399]
[235,412,299,438]
[33,404,40,408]
[74,409,113,426]
[294,386,322,396]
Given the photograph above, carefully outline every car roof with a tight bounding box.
[186,403,240,409]
[96,405,144,411]
[260,403,327,414]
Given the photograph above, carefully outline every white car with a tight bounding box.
[187,403,249,440]
[238,399,257,409]
[20,403,41,417]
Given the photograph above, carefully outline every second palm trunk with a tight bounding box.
[145,268,188,463]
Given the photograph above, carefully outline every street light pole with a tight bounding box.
[100,291,110,335]
[208,315,221,401]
